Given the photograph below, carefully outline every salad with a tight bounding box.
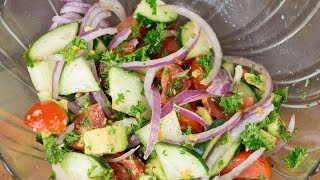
[22,0,308,179]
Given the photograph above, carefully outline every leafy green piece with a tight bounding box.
[115,93,125,105]
[82,118,91,127]
[36,134,43,144]
[44,135,70,164]
[281,146,308,170]
[132,23,142,38]
[143,23,167,55]
[197,48,214,78]
[48,171,56,180]
[146,0,157,15]
[279,123,292,142]
[130,101,148,131]
[64,131,81,145]
[240,123,266,150]
[219,95,243,116]
[182,125,192,135]
[257,175,265,180]
[23,47,37,67]
[165,77,182,98]
[60,37,99,63]
[273,87,289,103]
[304,79,310,87]
[301,92,307,100]
[258,110,279,129]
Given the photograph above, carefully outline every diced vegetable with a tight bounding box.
[59,57,100,95]
[155,142,208,179]
[178,21,211,59]
[244,73,266,91]
[93,38,107,55]
[52,152,113,180]
[145,158,167,179]
[83,125,128,155]
[233,80,258,103]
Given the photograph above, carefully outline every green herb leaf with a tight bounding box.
[240,123,266,150]
[219,131,230,145]
[82,118,91,127]
[115,93,125,105]
[143,23,167,55]
[36,134,43,144]
[129,101,147,117]
[48,171,56,180]
[44,135,70,164]
[219,95,243,116]
[23,47,37,67]
[132,23,142,38]
[281,146,308,170]
[146,0,157,15]
[182,125,192,135]
[258,110,279,128]
[64,131,81,145]
[198,48,214,78]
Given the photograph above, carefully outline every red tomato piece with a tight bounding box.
[178,107,204,133]
[118,155,145,180]
[190,57,210,90]
[202,98,229,120]
[240,96,254,110]
[221,151,272,179]
[160,64,191,106]
[109,162,130,180]
[88,103,106,129]
[153,37,179,59]
[24,100,67,133]
[116,16,147,38]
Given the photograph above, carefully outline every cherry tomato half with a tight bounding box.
[24,100,67,133]
[221,151,272,179]
[178,106,204,133]
[117,154,145,179]
[202,98,229,120]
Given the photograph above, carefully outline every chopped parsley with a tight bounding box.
[278,123,292,142]
[44,135,70,164]
[60,37,99,63]
[143,23,167,55]
[132,23,142,38]
[219,131,230,145]
[23,47,37,67]
[250,64,256,74]
[257,175,265,180]
[304,79,310,87]
[219,95,243,116]
[64,131,81,145]
[240,123,266,150]
[146,0,157,15]
[198,48,214,78]
[166,77,182,98]
[164,68,171,76]
[180,149,187,154]
[82,118,91,127]
[281,146,308,170]
[218,160,224,168]
[130,101,148,131]
[115,93,125,105]
[182,125,192,135]
[258,110,279,128]
[162,149,168,156]
[115,111,126,120]
[87,165,98,177]
[35,134,43,144]
[301,92,307,100]
[162,50,169,57]
[48,171,56,180]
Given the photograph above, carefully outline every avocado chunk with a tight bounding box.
[222,61,235,77]
[196,107,213,124]
[244,73,266,91]
[84,125,128,155]
[233,80,258,103]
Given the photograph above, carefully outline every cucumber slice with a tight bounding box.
[233,80,258,103]
[193,119,225,158]
[28,22,79,61]
[222,61,235,77]
[259,129,277,150]
[179,21,211,59]
[135,111,181,145]
[59,57,100,95]
[209,141,240,176]
[134,0,178,26]
[27,60,57,100]
[155,142,208,179]
[52,152,113,180]
[108,67,151,119]
[93,38,107,55]
[145,158,167,180]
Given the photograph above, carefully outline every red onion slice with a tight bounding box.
[144,86,161,160]
[165,112,242,144]
[90,92,112,118]
[173,105,209,129]
[215,148,266,180]
[80,27,118,42]
[144,67,162,107]
[129,39,139,47]
[75,93,88,107]
[52,61,65,99]
[206,100,274,168]
[223,56,273,113]
[99,0,126,21]
[266,114,295,157]
[107,28,132,50]
[52,15,81,24]
[162,5,222,86]
[206,69,232,95]
[233,65,243,86]
[98,20,110,28]
[161,90,216,118]
[57,123,75,144]
[63,2,91,8]
[106,145,140,163]
[79,3,100,35]
[118,25,201,70]
[63,0,82,2]
[90,11,111,29]
[60,5,89,14]
[65,100,81,115]
[88,61,99,81]
[127,134,141,149]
